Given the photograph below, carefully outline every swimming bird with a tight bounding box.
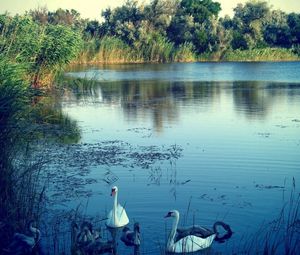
[176,221,232,243]
[3,221,41,255]
[76,221,100,247]
[121,222,141,246]
[106,186,129,228]
[71,221,114,254]
[164,210,216,253]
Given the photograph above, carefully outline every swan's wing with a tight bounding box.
[116,204,127,217]
[13,233,35,247]
[116,204,129,225]
[106,209,114,227]
[176,225,214,240]
[173,234,216,253]
[106,205,129,227]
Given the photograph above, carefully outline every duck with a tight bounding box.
[3,220,42,255]
[106,186,129,228]
[121,222,141,246]
[164,210,216,253]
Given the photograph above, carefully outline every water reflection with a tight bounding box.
[62,77,300,132]
[232,81,269,119]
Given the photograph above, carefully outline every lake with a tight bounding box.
[51,62,300,254]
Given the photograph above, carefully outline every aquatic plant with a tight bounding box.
[238,180,300,254]
[0,56,46,250]
[0,14,83,88]
[0,56,81,251]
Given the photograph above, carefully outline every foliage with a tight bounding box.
[0,15,41,64]
[222,48,299,61]
[32,24,83,87]
[287,13,300,44]
[0,13,83,87]
[173,42,196,62]
[1,0,300,68]
[180,0,221,23]
[0,56,37,249]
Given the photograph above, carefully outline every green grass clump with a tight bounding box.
[174,42,197,62]
[222,48,300,61]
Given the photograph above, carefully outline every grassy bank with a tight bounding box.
[222,48,300,62]
[73,37,300,64]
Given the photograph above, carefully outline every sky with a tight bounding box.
[0,0,299,20]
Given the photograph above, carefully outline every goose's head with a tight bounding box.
[111,186,118,196]
[164,210,179,218]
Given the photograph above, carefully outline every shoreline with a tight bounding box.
[70,58,300,66]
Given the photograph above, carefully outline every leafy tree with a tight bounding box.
[180,0,221,23]
[100,1,144,45]
[287,13,300,44]
[48,8,80,26]
[232,1,270,48]
[231,31,248,50]
[168,0,221,53]
[28,6,48,24]
[263,11,291,47]
[194,29,208,52]
[233,1,269,26]
[167,10,194,45]
[84,20,101,38]
[144,0,179,34]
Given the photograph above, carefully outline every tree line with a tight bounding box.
[26,0,300,63]
[1,0,300,86]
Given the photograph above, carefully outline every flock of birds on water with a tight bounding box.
[3,186,232,255]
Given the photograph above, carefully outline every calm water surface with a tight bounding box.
[60,62,300,254]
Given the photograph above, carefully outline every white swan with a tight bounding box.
[165,210,216,253]
[4,221,41,254]
[106,186,129,228]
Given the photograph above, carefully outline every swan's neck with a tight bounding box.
[168,214,179,249]
[29,225,41,242]
[134,229,140,246]
[113,193,118,225]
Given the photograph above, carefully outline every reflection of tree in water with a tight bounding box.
[93,80,222,132]
[231,81,300,119]
[232,81,269,119]
[32,95,81,143]
[62,76,300,129]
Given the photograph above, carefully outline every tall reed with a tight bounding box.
[173,42,197,62]
[238,181,300,254]
[222,48,300,61]
[75,36,203,64]
[0,56,47,250]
